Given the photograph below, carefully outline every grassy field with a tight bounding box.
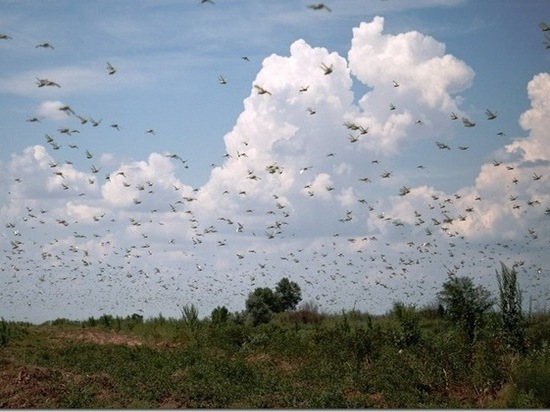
[1,307,550,408]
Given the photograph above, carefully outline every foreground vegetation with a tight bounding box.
[1,307,549,408]
[1,265,549,408]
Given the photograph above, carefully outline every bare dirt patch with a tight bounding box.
[57,328,144,347]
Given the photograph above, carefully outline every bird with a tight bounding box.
[307,3,331,12]
[145,129,157,135]
[485,109,497,120]
[539,22,550,31]
[320,62,333,75]
[450,112,459,120]
[399,186,411,196]
[462,117,476,127]
[348,134,360,143]
[35,78,60,88]
[392,80,400,87]
[253,85,271,95]
[218,75,227,85]
[389,103,396,111]
[106,62,117,75]
[35,42,54,49]
[299,85,309,93]
[0,33,12,40]
[436,141,451,150]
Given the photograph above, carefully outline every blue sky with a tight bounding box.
[1,0,549,323]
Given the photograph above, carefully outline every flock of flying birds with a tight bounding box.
[1,8,549,321]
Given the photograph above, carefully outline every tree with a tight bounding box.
[496,262,526,352]
[274,277,302,312]
[245,278,302,326]
[245,288,276,326]
[211,306,229,325]
[437,274,494,343]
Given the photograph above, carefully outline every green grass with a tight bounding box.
[1,309,549,408]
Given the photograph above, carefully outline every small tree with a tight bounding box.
[437,274,494,343]
[245,279,302,326]
[245,288,276,326]
[211,306,229,325]
[181,304,199,328]
[496,262,526,352]
[274,277,302,312]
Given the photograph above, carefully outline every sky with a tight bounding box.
[1,0,549,324]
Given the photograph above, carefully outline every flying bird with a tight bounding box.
[0,33,12,40]
[462,117,476,127]
[392,80,400,87]
[450,112,459,120]
[539,22,550,31]
[435,141,451,150]
[254,84,272,95]
[320,62,333,75]
[485,109,497,120]
[399,186,411,196]
[106,62,117,75]
[36,42,54,49]
[218,75,227,85]
[307,3,332,12]
[35,78,60,88]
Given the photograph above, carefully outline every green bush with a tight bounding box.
[513,346,550,407]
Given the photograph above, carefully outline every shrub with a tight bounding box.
[211,306,229,325]
[392,302,421,348]
[513,346,550,407]
[181,304,199,328]
[437,274,494,343]
[496,262,526,352]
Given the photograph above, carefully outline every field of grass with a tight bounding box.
[1,308,550,408]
